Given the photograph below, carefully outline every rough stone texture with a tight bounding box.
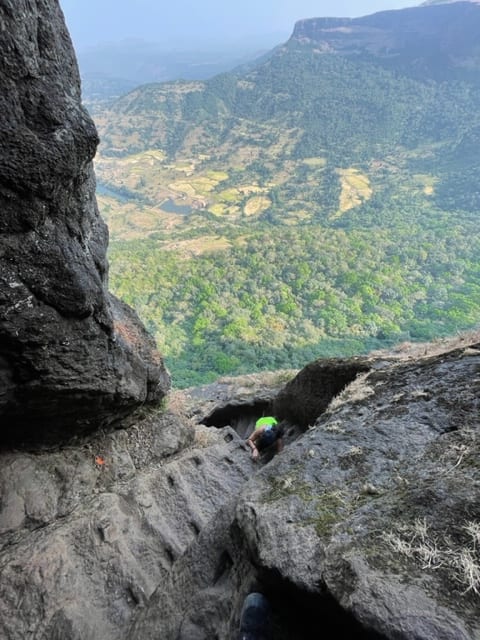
[0,403,254,640]
[1,4,480,637]
[181,369,297,437]
[273,357,372,429]
[0,0,169,442]
[235,345,480,639]
[1,344,480,639]
[129,500,254,640]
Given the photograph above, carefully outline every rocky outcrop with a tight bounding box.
[292,2,480,81]
[233,345,480,639]
[129,343,480,640]
[1,3,480,639]
[0,341,479,639]
[0,0,169,442]
[0,403,250,640]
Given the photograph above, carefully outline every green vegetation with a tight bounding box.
[94,39,480,387]
[313,491,348,538]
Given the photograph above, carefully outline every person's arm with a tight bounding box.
[276,437,284,453]
[247,428,262,460]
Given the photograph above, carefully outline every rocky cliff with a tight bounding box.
[1,339,479,639]
[292,2,480,81]
[1,2,480,640]
[0,0,170,442]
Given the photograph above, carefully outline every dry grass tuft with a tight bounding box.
[193,426,216,448]
[340,445,364,459]
[382,517,480,596]
[370,328,480,362]
[321,421,346,434]
[327,373,374,413]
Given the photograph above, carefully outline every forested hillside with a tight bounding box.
[93,3,480,387]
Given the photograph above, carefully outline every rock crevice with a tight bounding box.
[1,3,480,639]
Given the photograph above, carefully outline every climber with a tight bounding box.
[247,416,284,461]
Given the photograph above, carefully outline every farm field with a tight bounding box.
[93,27,480,387]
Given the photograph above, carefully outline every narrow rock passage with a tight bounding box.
[236,576,387,640]
[202,399,272,439]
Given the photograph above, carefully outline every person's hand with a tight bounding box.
[252,448,259,461]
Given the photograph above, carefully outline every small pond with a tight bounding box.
[160,199,193,215]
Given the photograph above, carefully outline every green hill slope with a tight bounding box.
[93,3,480,387]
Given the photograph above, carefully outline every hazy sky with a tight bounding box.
[60,0,419,50]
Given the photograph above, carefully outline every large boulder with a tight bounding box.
[0,409,251,640]
[124,344,480,640]
[0,0,169,442]
[235,344,480,639]
[0,345,479,639]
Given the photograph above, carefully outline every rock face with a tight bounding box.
[0,398,253,640]
[292,2,480,81]
[235,345,480,639]
[1,341,480,639]
[0,0,169,441]
[131,343,480,640]
[1,3,480,639]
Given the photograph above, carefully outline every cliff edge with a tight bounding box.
[0,0,170,442]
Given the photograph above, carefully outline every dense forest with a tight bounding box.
[94,9,480,387]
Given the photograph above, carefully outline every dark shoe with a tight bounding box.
[238,592,271,640]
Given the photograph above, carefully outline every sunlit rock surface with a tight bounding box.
[1,342,479,639]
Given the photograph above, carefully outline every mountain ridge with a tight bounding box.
[291,2,480,81]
